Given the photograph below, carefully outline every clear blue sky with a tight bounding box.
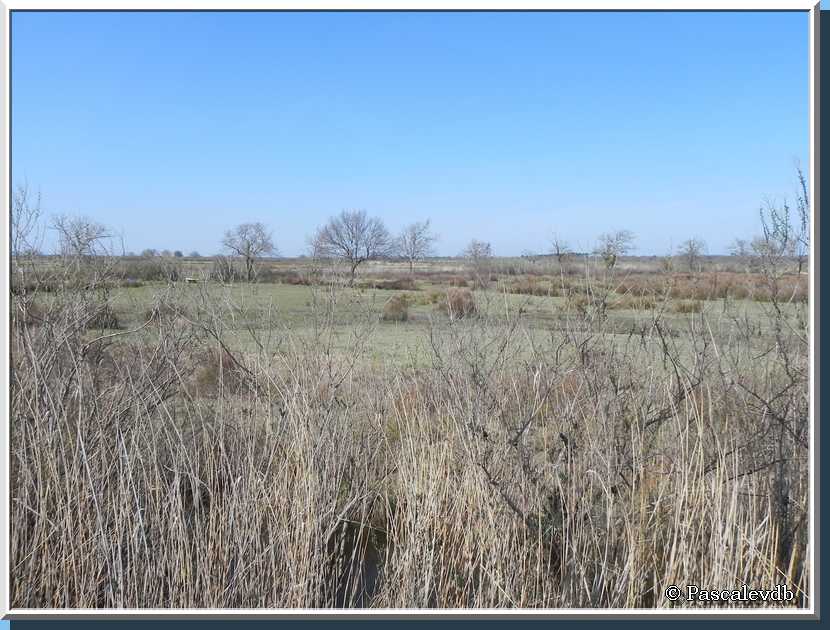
[12,10,809,256]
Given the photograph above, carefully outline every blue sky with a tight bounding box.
[12,10,809,256]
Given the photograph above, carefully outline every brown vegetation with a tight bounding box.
[437,287,477,319]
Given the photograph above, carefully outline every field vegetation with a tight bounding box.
[8,187,810,609]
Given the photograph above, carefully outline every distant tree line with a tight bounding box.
[11,165,809,284]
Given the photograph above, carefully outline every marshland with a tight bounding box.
[8,9,812,611]
[9,198,810,608]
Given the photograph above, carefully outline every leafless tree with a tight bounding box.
[461,239,494,286]
[11,183,43,259]
[729,238,752,272]
[51,214,115,261]
[677,237,708,272]
[793,163,809,274]
[222,222,276,282]
[595,230,636,269]
[549,232,571,264]
[141,248,158,257]
[50,214,121,289]
[755,198,796,277]
[729,238,750,259]
[398,219,438,275]
[310,210,395,286]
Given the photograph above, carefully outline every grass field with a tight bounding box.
[10,254,810,608]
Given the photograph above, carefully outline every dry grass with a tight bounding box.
[381,294,410,322]
[437,288,477,319]
[8,259,810,609]
[671,300,704,314]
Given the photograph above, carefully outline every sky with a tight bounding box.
[11,10,809,257]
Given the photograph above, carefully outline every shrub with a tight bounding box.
[672,300,703,314]
[10,278,60,295]
[256,268,317,285]
[610,294,655,311]
[11,299,45,328]
[446,276,469,288]
[122,258,181,282]
[381,294,410,322]
[437,288,476,319]
[211,256,242,283]
[192,348,248,396]
[505,277,559,297]
[143,301,189,324]
[85,303,121,330]
[357,278,418,291]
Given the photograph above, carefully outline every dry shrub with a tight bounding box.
[610,294,656,311]
[412,290,444,306]
[672,300,703,314]
[437,288,476,318]
[261,268,318,285]
[445,276,469,288]
[504,276,560,297]
[382,295,410,322]
[11,299,45,328]
[85,302,121,330]
[144,301,189,324]
[566,293,593,310]
[10,278,61,295]
[613,271,808,304]
[192,348,249,396]
[358,277,418,291]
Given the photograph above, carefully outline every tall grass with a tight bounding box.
[9,262,809,609]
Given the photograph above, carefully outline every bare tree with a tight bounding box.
[521,249,541,264]
[51,214,114,260]
[755,198,796,277]
[310,210,394,286]
[398,219,438,275]
[11,183,43,259]
[595,230,636,269]
[729,238,750,259]
[793,163,809,274]
[461,239,494,286]
[222,222,276,282]
[549,232,571,264]
[141,248,158,257]
[50,214,120,288]
[677,237,708,272]
[729,237,752,272]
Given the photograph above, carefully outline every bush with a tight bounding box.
[10,278,60,295]
[256,268,316,285]
[357,278,418,291]
[192,348,248,396]
[211,256,242,283]
[610,294,656,311]
[381,294,410,322]
[85,303,121,330]
[143,301,189,325]
[437,288,476,319]
[672,300,703,314]
[122,258,181,282]
[11,299,45,328]
[446,276,469,288]
[504,277,559,297]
